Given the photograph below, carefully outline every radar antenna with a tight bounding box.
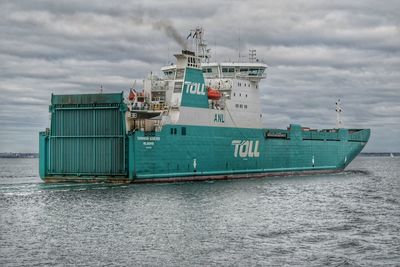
[335,99,343,128]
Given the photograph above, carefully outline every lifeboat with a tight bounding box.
[207,87,222,100]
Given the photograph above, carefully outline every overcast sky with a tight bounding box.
[0,0,399,152]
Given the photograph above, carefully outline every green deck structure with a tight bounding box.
[39,93,128,182]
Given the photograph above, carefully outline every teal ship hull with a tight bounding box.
[130,125,369,182]
[39,93,370,183]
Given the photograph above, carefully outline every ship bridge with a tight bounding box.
[201,62,267,81]
[161,62,267,81]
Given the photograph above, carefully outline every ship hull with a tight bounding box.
[130,125,368,180]
[40,123,369,183]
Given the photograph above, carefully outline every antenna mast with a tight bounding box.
[238,29,241,62]
[335,99,343,128]
[249,49,256,62]
[190,27,210,63]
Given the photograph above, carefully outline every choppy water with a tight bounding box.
[0,157,399,266]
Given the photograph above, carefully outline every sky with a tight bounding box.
[0,0,399,153]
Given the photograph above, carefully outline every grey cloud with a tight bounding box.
[0,0,399,152]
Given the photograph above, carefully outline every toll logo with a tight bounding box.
[184,81,206,96]
[232,140,260,158]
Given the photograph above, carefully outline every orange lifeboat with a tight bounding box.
[207,87,222,100]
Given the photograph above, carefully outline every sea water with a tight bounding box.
[0,157,399,266]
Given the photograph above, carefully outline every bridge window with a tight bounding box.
[249,69,258,76]
[181,127,186,135]
[222,68,234,73]
[247,68,265,76]
[237,68,266,76]
[163,70,175,78]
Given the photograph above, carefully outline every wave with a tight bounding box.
[344,169,371,176]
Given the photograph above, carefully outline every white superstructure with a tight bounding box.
[137,27,268,130]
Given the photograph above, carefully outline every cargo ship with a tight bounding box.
[39,28,370,183]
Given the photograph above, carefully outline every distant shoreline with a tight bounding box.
[0,153,38,158]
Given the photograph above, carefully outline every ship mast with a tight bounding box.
[188,27,210,63]
[249,49,257,62]
[335,99,343,128]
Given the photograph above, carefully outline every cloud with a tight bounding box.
[0,0,399,152]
